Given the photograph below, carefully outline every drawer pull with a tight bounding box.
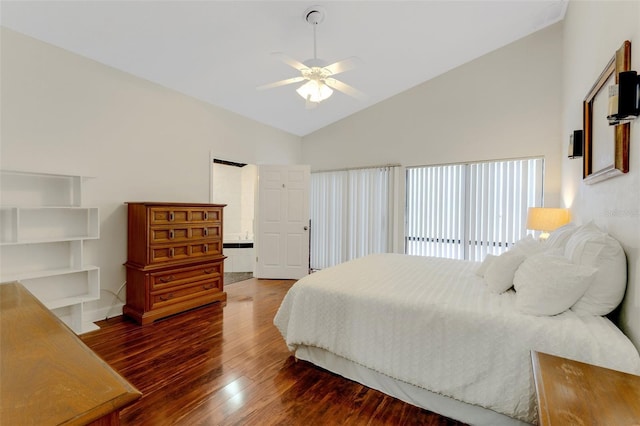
[169,212,175,222]
[159,293,174,301]
[169,230,174,239]
[159,275,175,283]
[169,248,174,257]
[204,212,209,220]
[204,228,209,237]
[204,244,208,253]
[203,268,215,274]
[203,284,214,290]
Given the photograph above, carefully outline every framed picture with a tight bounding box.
[583,41,631,184]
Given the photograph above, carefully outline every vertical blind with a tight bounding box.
[405,164,466,259]
[310,166,397,270]
[406,158,544,261]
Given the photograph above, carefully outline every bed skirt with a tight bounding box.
[295,345,532,426]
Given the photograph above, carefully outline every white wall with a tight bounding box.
[240,164,257,239]
[212,162,256,241]
[561,1,640,350]
[302,23,563,207]
[0,28,301,321]
[213,163,243,239]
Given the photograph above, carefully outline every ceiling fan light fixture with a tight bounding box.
[296,79,333,103]
[257,5,363,107]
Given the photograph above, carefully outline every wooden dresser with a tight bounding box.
[532,350,640,425]
[1,282,141,425]
[124,202,227,325]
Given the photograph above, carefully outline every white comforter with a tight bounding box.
[274,254,640,424]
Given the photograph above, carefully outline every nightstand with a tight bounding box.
[531,350,640,425]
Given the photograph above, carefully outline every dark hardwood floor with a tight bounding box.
[81,278,466,426]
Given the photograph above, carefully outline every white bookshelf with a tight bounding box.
[0,170,100,333]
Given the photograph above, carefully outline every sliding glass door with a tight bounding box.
[310,166,398,270]
[405,157,544,261]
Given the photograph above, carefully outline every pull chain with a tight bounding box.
[313,23,317,60]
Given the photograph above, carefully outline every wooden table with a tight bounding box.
[1,282,141,425]
[531,350,640,425]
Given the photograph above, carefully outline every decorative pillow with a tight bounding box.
[484,250,526,294]
[563,223,627,316]
[476,254,497,277]
[545,223,577,250]
[514,253,597,316]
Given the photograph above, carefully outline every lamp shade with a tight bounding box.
[296,80,333,103]
[526,207,571,232]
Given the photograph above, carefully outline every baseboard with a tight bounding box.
[85,302,125,325]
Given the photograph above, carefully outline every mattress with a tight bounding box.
[274,253,640,424]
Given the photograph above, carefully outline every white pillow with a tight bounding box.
[545,223,577,250]
[514,254,597,316]
[511,235,547,257]
[564,223,627,316]
[564,222,603,260]
[484,250,526,293]
[476,254,497,277]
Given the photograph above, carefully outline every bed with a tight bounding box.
[274,224,640,425]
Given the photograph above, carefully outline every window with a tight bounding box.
[405,158,544,261]
[310,166,398,270]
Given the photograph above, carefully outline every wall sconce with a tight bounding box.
[568,130,583,159]
[526,207,571,240]
[607,70,640,125]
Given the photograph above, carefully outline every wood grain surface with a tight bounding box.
[82,278,465,425]
[1,282,141,425]
[532,350,640,426]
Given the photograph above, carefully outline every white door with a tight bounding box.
[255,165,310,279]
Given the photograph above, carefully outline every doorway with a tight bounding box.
[211,158,257,284]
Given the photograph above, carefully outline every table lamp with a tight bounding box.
[526,207,571,240]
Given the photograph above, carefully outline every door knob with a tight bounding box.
[303,226,308,231]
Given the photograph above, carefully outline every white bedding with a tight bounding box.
[274,253,640,424]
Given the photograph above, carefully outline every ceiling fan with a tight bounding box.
[257,6,365,109]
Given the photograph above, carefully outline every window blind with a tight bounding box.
[406,158,544,261]
[310,166,397,270]
[405,164,465,259]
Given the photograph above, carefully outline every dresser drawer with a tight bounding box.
[149,241,222,264]
[150,244,190,263]
[150,226,190,244]
[190,241,222,257]
[149,207,222,225]
[190,224,221,240]
[191,207,222,223]
[150,263,222,290]
[149,225,221,244]
[149,208,190,224]
[149,279,221,309]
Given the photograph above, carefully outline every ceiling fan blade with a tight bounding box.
[323,57,360,76]
[325,78,366,100]
[257,76,306,90]
[272,52,309,72]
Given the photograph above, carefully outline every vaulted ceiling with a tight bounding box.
[1,1,567,136]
